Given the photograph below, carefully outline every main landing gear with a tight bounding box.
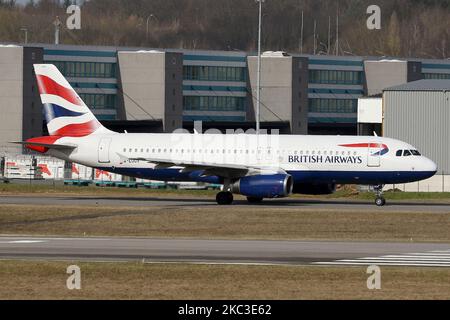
[216,191,234,205]
[216,179,234,205]
[374,185,386,207]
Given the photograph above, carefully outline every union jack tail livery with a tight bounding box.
[34,64,110,137]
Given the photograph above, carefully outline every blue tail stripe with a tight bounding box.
[372,148,389,156]
[43,103,86,123]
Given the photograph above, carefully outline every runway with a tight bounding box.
[0,236,450,267]
[1,195,450,212]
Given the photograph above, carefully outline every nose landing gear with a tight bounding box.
[374,185,386,206]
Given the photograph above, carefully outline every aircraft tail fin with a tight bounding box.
[33,64,112,137]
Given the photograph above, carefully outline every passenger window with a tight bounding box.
[404,150,412,156]
[396,150,402,157]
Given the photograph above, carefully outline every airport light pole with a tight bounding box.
[256,0,264,135]
[146,14,158,42]
[20,27,28,44]
[53,16,61,45]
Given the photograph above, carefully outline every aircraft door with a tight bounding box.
[98,138,112,163]
[367,143,381,167]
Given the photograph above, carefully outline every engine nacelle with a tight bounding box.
[292,183,336,195]
[231,174,293,198]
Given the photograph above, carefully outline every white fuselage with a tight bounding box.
[49,133,437,187]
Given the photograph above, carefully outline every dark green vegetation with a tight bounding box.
[0,0,448,58]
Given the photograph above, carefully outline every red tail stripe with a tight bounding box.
[52,119,101,137]
[36,75,82,106]
[339,143,388,149]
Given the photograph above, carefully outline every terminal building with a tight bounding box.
[1,43,450,155]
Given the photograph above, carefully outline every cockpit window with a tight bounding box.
[396,149,422,157]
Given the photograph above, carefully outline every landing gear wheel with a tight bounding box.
[216,191,234,205]
[247,196,263,204]
[375,197,386,207]
[373,184,386,207]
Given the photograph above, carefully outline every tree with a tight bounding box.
[386,11,402,56]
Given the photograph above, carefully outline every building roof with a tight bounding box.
[384,79,450,91]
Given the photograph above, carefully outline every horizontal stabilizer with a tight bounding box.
[11,141,76,152]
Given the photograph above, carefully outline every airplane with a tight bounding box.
[14,64,438,206]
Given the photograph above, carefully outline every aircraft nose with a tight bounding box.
[423,157,438,174]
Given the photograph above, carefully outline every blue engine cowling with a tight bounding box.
[231,174,293,198]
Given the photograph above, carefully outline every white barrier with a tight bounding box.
[385,175,450,193]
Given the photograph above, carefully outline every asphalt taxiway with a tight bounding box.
[0,236,449,267]
[1,195,450,212]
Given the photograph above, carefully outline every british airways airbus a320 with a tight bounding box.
[15,64,437,206]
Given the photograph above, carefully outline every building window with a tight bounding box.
[423,73,450,80]
[47,61,117,78]
[183,66,246,82]
[309,70,363,85]
[308,99,357,113]
[183,96,246,112]
[79,94,116,110]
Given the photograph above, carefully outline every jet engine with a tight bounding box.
[231,174,293,198]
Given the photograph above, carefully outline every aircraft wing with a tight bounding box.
[117,153,286,178]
